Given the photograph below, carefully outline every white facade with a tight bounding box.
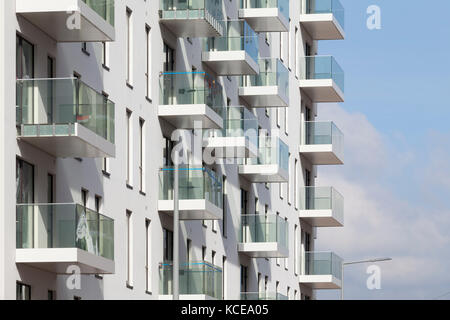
[0,0,346,300]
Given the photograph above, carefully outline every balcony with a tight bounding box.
[300,0,345,40]
[239,59,289,108]
[16,78,115,158]
[299,56,344,103]
[159,261,222,300]
[241,292,288,300]
[203,106,258,159]
[238,214,289,258]
[300,121,344,165]
[239,0,289,32]
[300,252,342,289]
[16,0,115,42]
[158,72,224,129]
[16,203,114,274]
[158,167,223,220]
[159,0,224,37]
[299,187,344,227]
[239,136,289,183]
[202,21,259,76]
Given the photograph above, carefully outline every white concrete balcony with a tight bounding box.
[300,0,345,40]
[239,59,289,108]
[299,187,344,227]
[299,56,345,103]
[159,261,222,300]
[158,167,223,220]
[16,78,115,158]
[202,21,259,76]
[300,252,343,289]
[239,136,289,183]
[158,72,224,129]
[203,106,258,159]
[16,203,115,274]
[239,0,289,32]
[300,121,344,165]
[16,0,115,42]
[238,214,289,258]
[159,0,224,37]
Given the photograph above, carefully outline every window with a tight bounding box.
[287,153,291,205]
[221,176,227,238]
[126,8,133,85]
[222,256,227,300]
[294,27,299,78]
[145,25,151,99]
[163,228,173,261]
[284,217,288,270]
[126,210,133,288]
[126,110,133,187]
[16,282,31,300]
[255,197,259,215]
[241,189,248,215]
[139,118,145,193]
[186,239,192,262]
[16,36,34,125]
[240,265,248,293]
[212,251,216,266]
[102,42,109,69]
[81,189,88,207]
[145,219,151,293]
[276,212,281,266]
[48,290,56,300]
[81,42,89,55]
[285,108,289,135]
[202,246,207,261]
[47,174,54,203]
[16,159,34,248]
[294,158,298,209]
[163,43,175,72]
[74,296,82,300]
[163,136,174,166]
[287,287,290,300]
[294,224,299,275]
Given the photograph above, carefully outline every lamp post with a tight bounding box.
[341,257,392,300]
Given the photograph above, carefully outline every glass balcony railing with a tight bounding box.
[159,261,223,299]
[304,252,342,279]
[239,214,288,249]
[240,292,288,300]
[159,166,223,209]
[159,0,225,33]
[240,0,289,21]
[203,20,259,63]
[305,0,344,29]
[205,106,258,147]
[16,78,115,144]
[82,0,115,26]
[246,136,289,172]
[304,121,343,158]
[299,187,344,219]
[302,56,344,93]
[159,72,224,119]
[240,58,289,98]
[16,203,114,260]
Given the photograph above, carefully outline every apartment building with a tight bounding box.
[0,0,346,300]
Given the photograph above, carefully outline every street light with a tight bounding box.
[341,257,392,300]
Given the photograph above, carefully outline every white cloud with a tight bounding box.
[314,104,450,299]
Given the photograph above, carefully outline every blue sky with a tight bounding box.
[314,0,450,299]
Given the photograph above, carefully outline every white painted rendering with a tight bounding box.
[0,0,346,300]
[238,8,289,33]
[299,275,342,290]
[299,209,344,228]
[299,79,345,103]
[239,86,289,108]
[16,0,115,42]
[203,136,258,159]
[18,123,116,158]
[300,144,344,165]
[202,51,259,76]
[300,14,345,41]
